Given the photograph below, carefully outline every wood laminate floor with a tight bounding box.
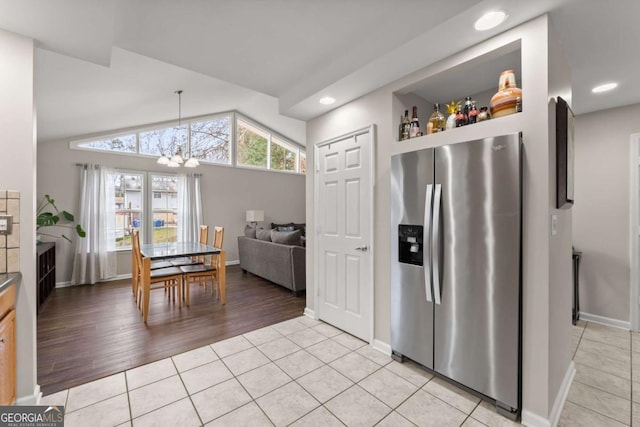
[37,265,306,395]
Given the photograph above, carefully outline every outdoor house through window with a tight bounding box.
[112,172,143,249]
[109,171,179,250]
[72,111,304,173]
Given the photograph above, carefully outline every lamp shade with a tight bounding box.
[246,210,264,222]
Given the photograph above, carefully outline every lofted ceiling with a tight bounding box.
[1,0,638,143]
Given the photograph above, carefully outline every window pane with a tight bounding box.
[271,137,298,172]
[236,119,268,168]
[300,151,307,174]
[151,175,178,243]
[112,173,143,249]
[77,134,137,153]
[139,125,187,158]
[190,117,231,164]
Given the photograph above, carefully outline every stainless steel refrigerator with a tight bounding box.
[390,133,522,418]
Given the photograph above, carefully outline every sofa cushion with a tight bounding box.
[256,228,272,241]
[293,223,306,237]
[244,225,257,239]
[271,222,294,230]
[271,229,302,246]
[277,225,295,232]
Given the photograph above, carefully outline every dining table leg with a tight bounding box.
[142,257,151,323]
[220,250,226,305]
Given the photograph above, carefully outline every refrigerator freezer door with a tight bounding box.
[433,134,521,410]
[390,148,435,369]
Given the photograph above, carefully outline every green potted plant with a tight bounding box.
[36,194,86,243]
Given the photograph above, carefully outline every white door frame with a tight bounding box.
[630,133,640,332]
[313,125,376,343]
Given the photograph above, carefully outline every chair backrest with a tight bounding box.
[199,225,209,245]
[213,226,224,250]
[131,229,142,277]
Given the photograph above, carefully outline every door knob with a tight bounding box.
[355,245,368,252]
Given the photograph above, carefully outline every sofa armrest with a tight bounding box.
[291,246,306,292]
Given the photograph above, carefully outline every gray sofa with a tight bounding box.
[237,236,306,295]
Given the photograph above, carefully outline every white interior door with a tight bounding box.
[315,126,374,342]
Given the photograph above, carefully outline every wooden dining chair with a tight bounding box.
[131,230,184,320]
[170,225,209,267]
[181,226,224,301]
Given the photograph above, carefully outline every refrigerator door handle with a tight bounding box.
[432,184,442,305]
[424,184,434,302]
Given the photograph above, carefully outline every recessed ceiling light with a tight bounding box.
[319,96,336,105]
[591,82,618,93]
[474,10,508,31]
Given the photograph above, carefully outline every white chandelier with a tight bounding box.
[157,90,199,168]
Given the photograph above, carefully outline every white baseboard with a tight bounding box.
[522,409,551,427]
[372,339,392,356]
[55,261,241,288]
[16,384,41,406]
[521,361,576,427]
[303,307,316,319]
[56,274,132,288]
[580,312,630,330]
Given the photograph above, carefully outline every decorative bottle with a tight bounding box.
[400,110,410,140]
[477,106,491,122]
[462,97,473,125]
[490,69,523,118]
[455,105,465,127]
[445,100,460,130]
[409,106,420,138]
[427,103,446,134]
[468,101,478,124]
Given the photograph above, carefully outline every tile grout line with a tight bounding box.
[459,400,483,426]
[124,372,133,426]
[215,327,302,426]
[170,356,205,427]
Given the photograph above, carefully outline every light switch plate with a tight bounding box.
[0,215,13,235]
[551,214,558,236]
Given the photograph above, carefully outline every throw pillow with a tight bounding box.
[244,225,257,239]
[271,222,294,230]
[293,223,306,237]
[271,229,302,246]
[277,226,295,232]
[256,228,272,241]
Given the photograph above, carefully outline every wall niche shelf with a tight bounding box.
[392,39,523,151]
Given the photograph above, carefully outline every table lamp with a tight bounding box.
[246,210,264,228]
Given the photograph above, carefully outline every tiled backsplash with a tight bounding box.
[0,190,20,273]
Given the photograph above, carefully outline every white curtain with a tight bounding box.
[177,173,203,242]
[71,165,117,284]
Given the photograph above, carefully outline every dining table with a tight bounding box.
[137,242,226,323]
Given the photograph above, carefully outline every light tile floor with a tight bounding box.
[558,320,635,426]
[38,316,634,426]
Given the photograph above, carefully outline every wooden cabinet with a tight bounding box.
[0,283,16,405]
[37,242,56,314]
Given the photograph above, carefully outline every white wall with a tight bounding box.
[306,15,572,423]
[37,140,305,283]
[0,29,38,402]
[573,103,640,322]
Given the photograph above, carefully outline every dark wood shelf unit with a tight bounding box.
[37,242,56,314]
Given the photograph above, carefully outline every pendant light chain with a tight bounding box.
[158,89,198,167]
[175,90,183,127]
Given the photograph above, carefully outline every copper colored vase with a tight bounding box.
[490,70,522,118]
